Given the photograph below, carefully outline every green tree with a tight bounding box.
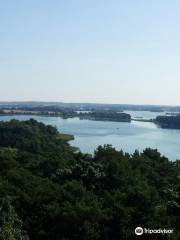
[0,197,29,240]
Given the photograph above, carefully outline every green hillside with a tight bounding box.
[0,119,179,239]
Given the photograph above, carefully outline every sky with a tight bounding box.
[0,0,180,105]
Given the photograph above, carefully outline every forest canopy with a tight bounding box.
[0,119,179,240]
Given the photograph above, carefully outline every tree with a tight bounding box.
[0,197,29,240]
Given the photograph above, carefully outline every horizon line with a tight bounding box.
[0,100,179,107]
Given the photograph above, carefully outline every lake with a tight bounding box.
[0,111,179,161]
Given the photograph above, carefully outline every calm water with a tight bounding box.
[0,112,179,161]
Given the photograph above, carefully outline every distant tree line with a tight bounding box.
[156,115,180,129]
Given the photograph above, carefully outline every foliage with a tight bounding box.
[0,119,179,239]
[0,197,29,240]
[156,115,180,129]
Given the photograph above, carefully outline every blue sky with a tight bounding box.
[0,0,180,105]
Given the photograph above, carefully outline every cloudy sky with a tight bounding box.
[0,0,180,105]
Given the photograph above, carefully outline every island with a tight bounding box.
[78,111,131,122]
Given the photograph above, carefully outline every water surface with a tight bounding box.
[0,112,179,161]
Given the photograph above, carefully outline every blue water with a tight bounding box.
[0,112,179,161]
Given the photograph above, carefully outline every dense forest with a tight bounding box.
[0,119,179,239]
[156,115,180,129]
[78,111,131,122]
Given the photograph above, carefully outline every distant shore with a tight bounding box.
[1,108,180,129]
